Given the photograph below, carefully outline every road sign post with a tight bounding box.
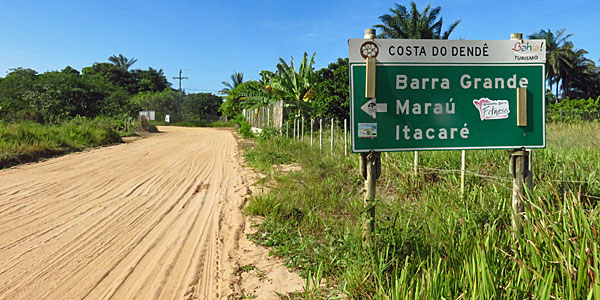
[349,31,546,239]
[349,38,546,152]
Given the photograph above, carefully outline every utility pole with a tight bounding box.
[173,69,188,93]
[172,69,188,120]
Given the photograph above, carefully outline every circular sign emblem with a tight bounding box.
[360,41,379,59]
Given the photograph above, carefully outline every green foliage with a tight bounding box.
[0,55,172,122]
[220,81,262,118]
[219,71,244,95]
[234,114,254,138]
[0,117,123,168]
[0,68,38,119]
[132,67,170,93]
[244,148,295,170]
[108,54,138,71]
[243,122,600,299]
[547,97,600,122]
[82,62,138,94]
[529,29,600,99]
[182,92,223,121]
[256,127,280,141]
[374,2,461,39]
[311,58,349,121]
[32,67,102,119]
[130,89,180,121]
[239,53,317,116]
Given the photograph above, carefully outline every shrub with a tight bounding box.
[547,96,600,122]
[234,114,254,138]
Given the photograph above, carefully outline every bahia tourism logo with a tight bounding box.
[511,40,544,61]
[360,41,379,59]
[473,98,510,121]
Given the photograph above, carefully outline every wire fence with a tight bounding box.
[547,109,600,122]
[242,101,284,130]
[276,117,599,199]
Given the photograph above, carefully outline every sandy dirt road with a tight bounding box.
[0,126,301,300]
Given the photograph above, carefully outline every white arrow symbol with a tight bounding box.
[361,98,387,119]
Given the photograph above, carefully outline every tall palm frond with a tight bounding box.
[528,28,574,97]
[374,2,460,39]
[219,71,244,95]
[108,54,137,71]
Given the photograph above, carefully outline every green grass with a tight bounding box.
[0,117,124,169]
[242,122,600,299]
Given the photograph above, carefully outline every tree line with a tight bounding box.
[220,2,600,123]
[0,55,222,123]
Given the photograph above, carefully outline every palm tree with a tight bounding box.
[374,2,460,39]
[219,71,244,95]
[108,54,138,71]
[528,29,573,98]
[560,45,598,98]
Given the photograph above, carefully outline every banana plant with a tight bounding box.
[241,52,316,116]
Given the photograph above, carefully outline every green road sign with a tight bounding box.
[349,39,546,152]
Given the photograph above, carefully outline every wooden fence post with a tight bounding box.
[319,119,323,150]
[527,149,533,191]
[461,150,466,195]
[310,119,313,147]
[413,151,419,174]
[302,117,305,142]
[344,118,347,157]
[330,118,334,152]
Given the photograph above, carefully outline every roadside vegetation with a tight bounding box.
[241,118,600,299]
[230,2,600,298]
[0,53,225,168]
[0,117,124,168]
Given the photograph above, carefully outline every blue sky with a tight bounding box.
[1,0,598,94]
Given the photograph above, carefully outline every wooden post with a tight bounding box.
[302,117,305,142]
[461,150,466,194]
[310,119,313,146]
[413,151,419,174]
[319,119,323,150]
[330,118,334,152]
[361,151,380,243]
[361,28,381,244]
[510,149,530,235]
[344,119,348,157]
[527,150,533,189]
[509,33,532,237]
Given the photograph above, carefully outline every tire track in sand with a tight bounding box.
[0,126,301,299]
